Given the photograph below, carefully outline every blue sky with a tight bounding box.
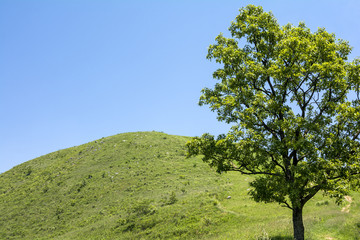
[1,0,359,173]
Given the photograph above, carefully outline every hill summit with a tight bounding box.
[0,132,231,239]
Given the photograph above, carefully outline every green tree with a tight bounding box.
[186,5,360,240]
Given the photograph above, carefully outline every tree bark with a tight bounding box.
[292,206,305,240]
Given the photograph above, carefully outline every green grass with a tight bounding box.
[0,131,359,239]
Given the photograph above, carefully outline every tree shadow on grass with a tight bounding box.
[269,236,293,240]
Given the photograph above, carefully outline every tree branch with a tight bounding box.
[326,171,360,181]
[243,102,280,141]
[264,150,287,175]
[301,184,322,205]
[229,162,282,177]
[281,200,293,210]
[266,76,276,97]
[352,128,360,141]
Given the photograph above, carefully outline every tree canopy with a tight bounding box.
[186,5,360,240]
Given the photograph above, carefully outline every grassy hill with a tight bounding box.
[1,131,360,239]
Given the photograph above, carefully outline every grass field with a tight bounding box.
[1,132,359,239]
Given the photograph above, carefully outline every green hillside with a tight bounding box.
[1,132,359,239]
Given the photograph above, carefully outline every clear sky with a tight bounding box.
[1,0,359,173]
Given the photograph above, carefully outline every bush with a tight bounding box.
[316,200,329,206]
[160,191,178,206]
[129,200,157,216]
[117,200,157,232]
[168,191,178,205]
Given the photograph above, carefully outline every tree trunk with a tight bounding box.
[292,206,305,240]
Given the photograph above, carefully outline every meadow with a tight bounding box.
[0,132,359,239]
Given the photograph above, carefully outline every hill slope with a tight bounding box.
[1,132,360,239]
